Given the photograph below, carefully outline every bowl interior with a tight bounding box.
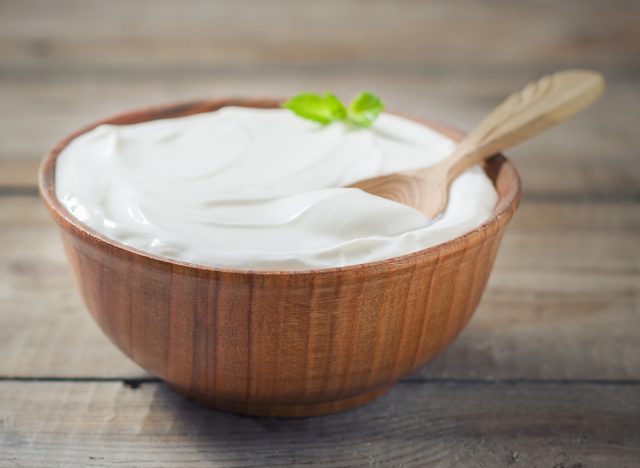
[39,98,521,275]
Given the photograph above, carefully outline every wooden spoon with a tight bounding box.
[349,70,605,219]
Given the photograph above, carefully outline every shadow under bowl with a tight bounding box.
[39,98,521,417]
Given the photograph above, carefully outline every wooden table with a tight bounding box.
[1,1,639,466]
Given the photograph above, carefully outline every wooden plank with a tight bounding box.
[1,380,638,467]
[1,0,639,68]
[0,74,638,198]
[0,160,39,190]
[1,195,638,380]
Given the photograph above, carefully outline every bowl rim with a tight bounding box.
[39,97,522,277]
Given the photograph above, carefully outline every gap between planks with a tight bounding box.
[2,376,640,387]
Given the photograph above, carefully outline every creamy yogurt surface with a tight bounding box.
[56,107,498,270]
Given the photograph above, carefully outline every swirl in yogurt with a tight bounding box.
[56,107,498,270]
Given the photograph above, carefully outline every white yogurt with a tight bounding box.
[56,107,498,270]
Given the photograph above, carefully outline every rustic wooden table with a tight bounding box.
[1,1,639,466]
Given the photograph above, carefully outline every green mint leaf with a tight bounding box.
[283,91,385,127]
[282,92,347,125]
[347,91,384,127]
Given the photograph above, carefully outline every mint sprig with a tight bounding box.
[283,91,384,127]
[282,92,346,124]
[348,91,384,127]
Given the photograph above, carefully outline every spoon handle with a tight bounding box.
[427,69,605,181]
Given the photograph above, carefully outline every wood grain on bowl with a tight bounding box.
[39,99,521,417]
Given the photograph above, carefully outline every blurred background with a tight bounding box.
[1,1,639,466]
[2,0,638,195]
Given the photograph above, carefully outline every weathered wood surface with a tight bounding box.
[2,0,639,67]
[1,0,639,464]
[1,1,639,198]
[1,381,639,467]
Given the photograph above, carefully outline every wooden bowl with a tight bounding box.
[39,98,521,417]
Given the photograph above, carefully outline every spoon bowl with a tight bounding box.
[350,70,604,219]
